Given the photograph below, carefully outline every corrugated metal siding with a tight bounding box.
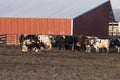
[0,18,71,35]
[73,2,110,38]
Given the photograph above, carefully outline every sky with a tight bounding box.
[0,0,119,20]
[0,0,109,18]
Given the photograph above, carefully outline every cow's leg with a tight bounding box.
[71,43,74,51]
[46,44,52,50]
[81,43,86,51]
[117,47,120,53]
[115,46,120,53]
[85,46,91,53]
[95,48,99,53]
[58,43,62,50]
[106,48,109,53]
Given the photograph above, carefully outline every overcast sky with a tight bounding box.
[0,0,119,18]
[0,0,109,18]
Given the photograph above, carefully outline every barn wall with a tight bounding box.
[0,18,71,35]
[73,2,110,38]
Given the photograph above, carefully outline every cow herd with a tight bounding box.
[19,34,120,53]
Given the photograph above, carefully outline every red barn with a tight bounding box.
[0,0,110,44]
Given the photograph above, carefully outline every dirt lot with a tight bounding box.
[0,46,120,80]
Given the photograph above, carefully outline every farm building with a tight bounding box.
[0,0,110,45]
[109,0,120,37]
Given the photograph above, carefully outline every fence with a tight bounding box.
[0,34,7,45]
[0,34,20,45]
[7,34,19,45]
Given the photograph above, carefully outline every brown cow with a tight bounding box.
[74,35,91,52]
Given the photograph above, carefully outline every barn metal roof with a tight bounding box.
[110,0,120,21]
[0,0,109,19]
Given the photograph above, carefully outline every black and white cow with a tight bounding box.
[64,36,74,50]
[49,35,65,50]
[19,34,52,52]
[90,38,110,53]
[37,35,52,50]
[19,35,40,52]
[109,38,120,53]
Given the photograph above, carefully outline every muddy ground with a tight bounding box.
[0,46,120,80]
